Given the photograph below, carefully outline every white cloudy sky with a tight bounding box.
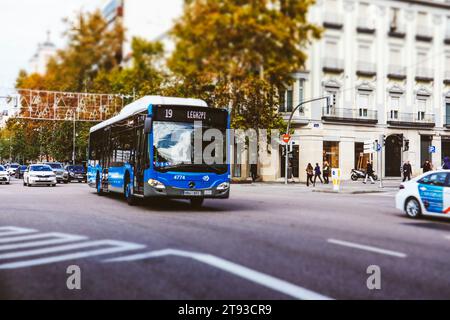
[0,0,181,89]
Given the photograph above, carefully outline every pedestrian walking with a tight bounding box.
[422,160,432,173]
[250,163,258,182]
[443,157,450,169]
[306,163,314,187]
[313,163,323,186]
[402,161,412,182]
[323,161,330,184]
[363,161,375,184]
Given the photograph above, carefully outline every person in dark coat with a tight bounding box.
[322,161,330,184]
[443,157,450,170]
[313,163,323,186]
[306,163,314,187]
[402,161,412,182]
[250,163,258,182]
[364,161,375,184]
[422,160,432,173]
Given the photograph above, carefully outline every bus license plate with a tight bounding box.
[184,191,202,196]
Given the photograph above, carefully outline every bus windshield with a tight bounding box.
[153,121,227,174]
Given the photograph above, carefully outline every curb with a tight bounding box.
[312,189,396,194]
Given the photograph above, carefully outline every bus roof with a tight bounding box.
[90,96,208,133]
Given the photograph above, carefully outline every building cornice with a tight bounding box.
[395,0,450,10]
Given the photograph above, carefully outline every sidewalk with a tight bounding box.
[235,178,402,194]
[311,179,400,194]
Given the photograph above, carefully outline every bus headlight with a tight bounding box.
[148,179,166,191]
[216,182,230,191]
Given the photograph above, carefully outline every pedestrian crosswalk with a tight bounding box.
[0,226,146,270]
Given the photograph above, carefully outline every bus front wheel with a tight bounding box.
[124,177,136,206]
[96,176,103,196]
[190,198,204,208]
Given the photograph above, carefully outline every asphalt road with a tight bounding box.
[0,178,449,300]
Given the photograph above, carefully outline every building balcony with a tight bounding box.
[322,58,344,73]
[387,112,435,128]
[323,13,343,29]
[356,18,375,34]
[356,61,376,77]
[445,30,450,45]
[444,70,450,85]
[387,65,407,80]
[415,68,434,82]
[388,24,406,38]
[416,26,433,42]
[322,107,378,125]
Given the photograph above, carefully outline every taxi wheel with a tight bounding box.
[405,198,422,219]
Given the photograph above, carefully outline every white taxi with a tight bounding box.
[0,165,11,184]
[396,170,450,219]
[23,164,57,187]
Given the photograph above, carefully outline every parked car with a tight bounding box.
[63,165,87,183]
[43,162,65,183]
[0,165,11,184]
[23,164,57,187]
[6,163,20,176]
[15,165,28,179]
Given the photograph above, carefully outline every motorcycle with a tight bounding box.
[351,169,378,181]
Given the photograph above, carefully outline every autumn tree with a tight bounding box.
[168,0,321,130]
[10,10,126,163]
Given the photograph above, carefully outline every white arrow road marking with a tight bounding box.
[0,240,146,269]
[0,227,37,237]
[327,239,407,258]
[104,249,332,300]
[0,233,88,251]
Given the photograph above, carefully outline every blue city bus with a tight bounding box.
[87,96,230,207]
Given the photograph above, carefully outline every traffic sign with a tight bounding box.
[429,146,436,154]
[282,134,291,144]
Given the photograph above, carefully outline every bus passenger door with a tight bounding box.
[134,126,147,195]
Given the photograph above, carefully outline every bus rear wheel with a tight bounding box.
[190,198,204,208]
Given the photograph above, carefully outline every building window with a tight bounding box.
[390,8,401,31]
[298,80,304,105]
[279,88,293,113]
[389,95,400,119]
[323,141,339,169]
[446,101,450,125]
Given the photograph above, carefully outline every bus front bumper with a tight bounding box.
[144,185,230,199]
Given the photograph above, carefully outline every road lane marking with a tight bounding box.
[0,227,37,237]
[327,239,407,258]
[0,240,145,269]
[0,240,142,260]
[0,232,83,244]
[105,248,332,300]
[0,233,87,251]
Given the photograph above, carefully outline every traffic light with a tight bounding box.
[404,139,410,152]
[327,94,337,107]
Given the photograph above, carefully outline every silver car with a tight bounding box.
[43,162,65,183]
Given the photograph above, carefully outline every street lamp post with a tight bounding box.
[72,116,76,165]
[284,96,332,185]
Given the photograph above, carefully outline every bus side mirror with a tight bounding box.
[144,117,152,134]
